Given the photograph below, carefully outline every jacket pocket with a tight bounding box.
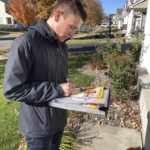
[20,103,53,136]
[30,105,51,128]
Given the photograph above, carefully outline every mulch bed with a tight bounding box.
[68,64,141,132]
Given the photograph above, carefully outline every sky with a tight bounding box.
[100,0,126,15]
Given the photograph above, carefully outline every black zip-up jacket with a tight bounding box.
[3,19,68,137]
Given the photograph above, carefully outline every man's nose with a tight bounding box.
[68,31,75,38]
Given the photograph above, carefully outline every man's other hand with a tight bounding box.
[59,83,76,97]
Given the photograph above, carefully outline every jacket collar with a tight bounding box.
[35,19,59,44]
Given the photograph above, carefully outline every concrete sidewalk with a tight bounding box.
[77,123,142,150]
[0,32,23,38]
[0,32,23,60]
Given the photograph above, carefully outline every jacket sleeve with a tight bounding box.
[3,35,64,104]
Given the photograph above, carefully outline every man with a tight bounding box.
[3,0,87,149]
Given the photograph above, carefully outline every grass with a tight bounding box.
[0,60,21,150]
[67,39,105,45]
[68,53,94,87]
[0,53,94,150]
[67,37,125,45]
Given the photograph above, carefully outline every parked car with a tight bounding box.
[100,23,109,28]
[111,24,117,28]
[28,24,36,30]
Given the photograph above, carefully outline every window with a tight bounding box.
[6,17,12,24]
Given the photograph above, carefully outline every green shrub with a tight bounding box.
[88,39,112,70]
[91,36,142,100]
[106,50,136,99]
[130,34,143,62]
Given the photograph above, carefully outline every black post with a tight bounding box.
[109,15,112,38]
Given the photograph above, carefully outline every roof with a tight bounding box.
[116,9,123,15]
[0,0,8,3]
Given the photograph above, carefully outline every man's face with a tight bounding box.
[54,11,83,42]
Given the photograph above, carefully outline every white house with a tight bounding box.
[0,0,15,27]
[122,2,129,31]
[123,0,147,37]
[114,9,123,29]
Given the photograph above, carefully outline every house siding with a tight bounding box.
[0,1,14,25]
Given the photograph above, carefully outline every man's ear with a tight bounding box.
[54,10,62,22]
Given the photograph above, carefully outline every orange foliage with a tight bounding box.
[8,0,36,25]
[85,0,104,24]
[7,0,54,25]
[7,0,103,25]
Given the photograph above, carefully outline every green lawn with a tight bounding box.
[0,60,21,150]
[67,39,105,45]
[0,53,94,150]
[68,53,94,87]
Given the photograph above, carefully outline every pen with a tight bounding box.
[66,77,70,83]
[66,73,70,83]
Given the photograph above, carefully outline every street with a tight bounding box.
[0,32,133,60]
[0,32,23,51]
[0,32,98,54]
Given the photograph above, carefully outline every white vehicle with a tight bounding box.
[100,23,109,28]
[111,24,117,28]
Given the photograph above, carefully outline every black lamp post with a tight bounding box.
[109,15,112,38]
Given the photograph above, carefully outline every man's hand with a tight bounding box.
[59,83,76,97]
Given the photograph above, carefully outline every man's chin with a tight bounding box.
[60,38,70,43]
[59,37,65,43]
